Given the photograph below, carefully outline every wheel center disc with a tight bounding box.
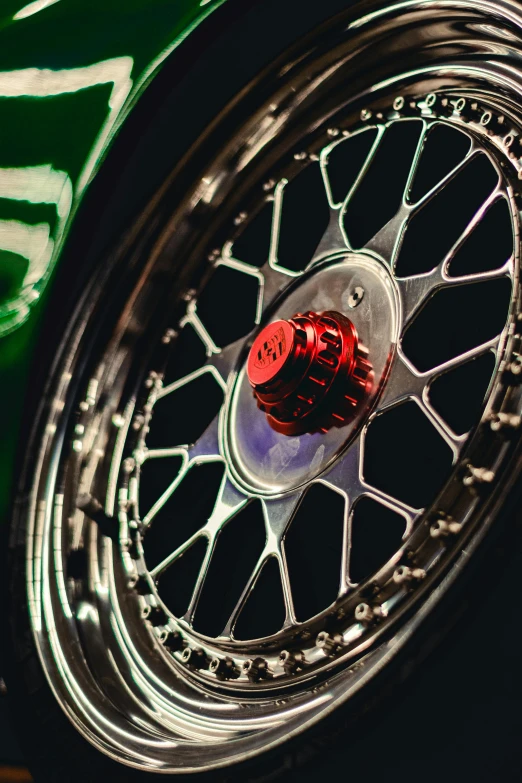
[225,254,399,494]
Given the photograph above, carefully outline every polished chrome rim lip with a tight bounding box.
[22,1,522,773]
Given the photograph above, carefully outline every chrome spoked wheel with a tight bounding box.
[23,0,522,775]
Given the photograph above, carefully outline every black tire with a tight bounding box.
[4,1,522,780]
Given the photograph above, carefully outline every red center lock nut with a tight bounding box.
[246,310,373,435]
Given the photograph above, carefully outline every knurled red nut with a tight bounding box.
[247,310,373,435]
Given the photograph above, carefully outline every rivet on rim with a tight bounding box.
[354,603,383,625]
[430,518,463,539]
[161,328,177,345]
[243,657,270,681]
[393,565,426,585]
[490,412,521,432]
[163,630,184,652]
[279,650,306,673]
[181,647,209,669]
[316,631,344,655]
[462,465,495,488]
[209,656,240,679]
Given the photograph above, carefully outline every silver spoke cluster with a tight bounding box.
[109,90,519,686]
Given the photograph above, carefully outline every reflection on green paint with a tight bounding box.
[0,0,226,524]
[14,0,62,21]
[0,68,132,335]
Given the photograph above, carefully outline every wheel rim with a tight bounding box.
[24,0,522,773]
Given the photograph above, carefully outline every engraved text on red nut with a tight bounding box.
[246,311,373,435]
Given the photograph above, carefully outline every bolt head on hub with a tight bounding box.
[246,310,373,435]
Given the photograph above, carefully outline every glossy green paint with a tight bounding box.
[0,0,226,523]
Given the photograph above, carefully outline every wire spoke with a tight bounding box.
[363,204,409,266]
[261,492,302,544]
[439,186,502,263]
[159,364,226,399]
[185,410,223,462]
[215,494,302,636]
[358,122,429,264]
[182,535,216,625]
[363,142,485,272]
[259,260,300,313]
[215,250,265,325]
[340,125,386,215]
[416,396,465,460]
[205,474,249,535]
[269,178,285,262]
[321,126,384,211]
[221,551,271,638]
[204,337,247,389]
[149,475,246,587]
[411,144,478,209]
[376,337,500,460]
[322,435,419,541]
[379,338,501,413]
[443,260,512,288]
[276,546,297,627]
[425,334,502,377]
[141,446,188,462]
[397,251,511,328]
[150,530,204,578]
[313,128,391,264]
[318,438,361,592]
[140,402,222,528]
[403,119,429,199]
[259,493,303,626]
[309,208,349,264]
[182,476,248,623]
[395,159,505,325]
[141,449,190,527]
[360,487,419,535]
[181,299,220,356]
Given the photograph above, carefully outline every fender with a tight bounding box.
[0,0,241,523]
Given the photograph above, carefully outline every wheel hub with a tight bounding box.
[226,255,398,494]
[247,310,373,435]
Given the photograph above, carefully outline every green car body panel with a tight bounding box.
[0,0,226,524]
